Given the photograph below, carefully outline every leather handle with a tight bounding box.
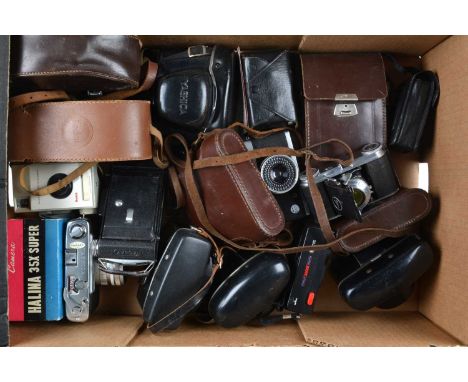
[19,162,97,196]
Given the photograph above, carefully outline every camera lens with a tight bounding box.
[260,155,299,194]
[347,176,372,209]
[48,173,73,199]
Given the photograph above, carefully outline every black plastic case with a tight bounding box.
[138,228,213,332]
[331,235,434,310]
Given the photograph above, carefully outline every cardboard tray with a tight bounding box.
[1,35,467,346]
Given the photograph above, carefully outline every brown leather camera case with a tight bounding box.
[301,53,388,158]
[187,129,285,243]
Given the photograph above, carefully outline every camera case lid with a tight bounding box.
[331,235,434,310]
[138,228,213,332]
[208,252,290,328]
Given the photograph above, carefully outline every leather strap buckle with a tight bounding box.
[188,45,209,57]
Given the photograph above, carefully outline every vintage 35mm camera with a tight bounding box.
[299,143,399,222]
[244,131,308,221]
[9,163,99,214]
[63,217,125,323]
[95,162,165,278]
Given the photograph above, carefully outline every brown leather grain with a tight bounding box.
[335,188,432,253]
[11,35,142,93]
[190,129,285,242]
[301,53,387,158]
[8,100,153,162]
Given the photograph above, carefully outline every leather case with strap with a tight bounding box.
[334,188,432,253]
[166,124,432,255]
[301,53,387,158]
[10,35,142,94]
[183,128,286,243]
[8,94,153,163]
[240,50,298,130]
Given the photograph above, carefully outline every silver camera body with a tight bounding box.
[299,143,399,221]
[63,218,97,323]
[63,218,124,323]
[9,163,99,214]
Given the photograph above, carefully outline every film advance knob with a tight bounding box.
[70,224,86,239]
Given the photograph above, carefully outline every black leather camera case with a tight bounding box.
[153,45,236,139]
[241,50,298,130]
[138,228,213,332]
[389,66,439,152]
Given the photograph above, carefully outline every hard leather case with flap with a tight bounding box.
[184,128,286,243]
[301,53,388,158]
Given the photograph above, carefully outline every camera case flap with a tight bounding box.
[97,162,165,275]
[138,228,213,332]
[286,226,331,314]
[334,188,432,253]
[241,50,298,130]
[153,45,236,136]
[301,53,387,158]
[208,252,290,328]
[331,235,434,310]
[185,128,285,243]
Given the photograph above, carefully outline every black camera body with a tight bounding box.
[243,131,308,221]
[96,162,165,278]
[299,143,399,222]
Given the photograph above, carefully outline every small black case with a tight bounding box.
[330,235,434,310]
[240,50,298,130]
[389,66,439,152]
[138,228,213,332]
[208,252,290,328]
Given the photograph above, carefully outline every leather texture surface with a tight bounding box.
[301,53,387,158]
[390,71,439,152]
[154,45,236,136]
[241,50,297,130]
[190,129,285,242]
[10,35,142,93]
[334,188,432,253]
[8,100,153,162]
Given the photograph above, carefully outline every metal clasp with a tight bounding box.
[188,45,209,57]
[334,94,359,118]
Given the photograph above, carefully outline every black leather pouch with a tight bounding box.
[138,228,213,332]
[240,50,298,130]
[389,68,439,152]
[152,45,236,139]
[330,235,433,310]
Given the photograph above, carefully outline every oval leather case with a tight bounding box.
[189,128,285,243]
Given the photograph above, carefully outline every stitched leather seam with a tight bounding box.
[217,131,284,235]
[339,190,430,251]
[16,70,139,86]
[212,132,264,234]
[20,100,150,110]
[14,156,152,162]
